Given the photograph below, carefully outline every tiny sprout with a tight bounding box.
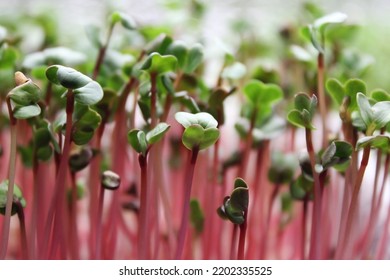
[356,92,390,134]
[217,177,249,260]
[217,177,249,225]
[175,112,220,151]
[287,93,317,130]
[68,147,95,173]
[101,170,121,190]
[0,180,26,216]
[7,72,42,121]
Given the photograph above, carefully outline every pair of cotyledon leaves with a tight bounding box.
[46,65,104,145]
[302,12,348,54]
[140,43,203,75]
[7,72,42,120]
[127,122,171,156]
[128,112,220,155]
[217,178,249,225]
[287,93,318,130]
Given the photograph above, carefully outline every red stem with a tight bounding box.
[317,53,327,148]
[376,184,390,259]
[92,24,114,79]
[95,187,105,259]
[138,154,150,259]
[301,198,309,259]
[360,151,387,257]
[16,202,28,259]
[204,141,220,259]
[175,147,199,259]
[0,97,17,259]
[340,146,371,259]
[230,225,238,259]
[150,72,158,128]
[69,172,79,259]
[161,71,183,122]
[260,184,279,259]
[237,212,248,260]
[237,108,256,177]
[306,128,323,260]
[45,89,74,259]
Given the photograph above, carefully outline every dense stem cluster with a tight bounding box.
[0,4,389,261]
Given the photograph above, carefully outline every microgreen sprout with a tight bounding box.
[1,3,390,261]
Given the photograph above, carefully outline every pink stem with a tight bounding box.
[175,148,199,259]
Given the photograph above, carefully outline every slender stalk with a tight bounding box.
[87,105,108,258]
[229,225,238,259]
[301,198,309,259]
[29,159,39,259]
[175,147,199,259]
[376,163,390,259]
[95,187,105,259]
[103,51,146,255]
[138,154,150,259]
[92,23,114,79]
[361,152,388,258]
[341,146,371,259]
[69,172,79,259]
[161,71,183,122]
[260,184,280,259]
[150,72,158,128]
[334,134,358,258]
[44,89,74,258]
[247,142,269,259]
[158,170,175,259]
[317,53,328,148]
[16,201,28,259]
[104,76,139,258]
[0,97,17,259]
[204,141,220,259]
[306,128,323,260]
[237,212,248,260]
[44,82,53,112]
[237,108,257,177]
[377,204,390,259]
